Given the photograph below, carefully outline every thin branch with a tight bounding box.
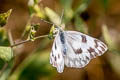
[40,18,53,25]
[10,34,49,48]
[10,39,30,48]
[8,30,14,45]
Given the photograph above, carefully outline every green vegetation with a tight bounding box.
[0,0,120,80]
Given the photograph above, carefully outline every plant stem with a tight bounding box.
[0,63,8,76]
[10,34,48,48]
[8,30,15,45]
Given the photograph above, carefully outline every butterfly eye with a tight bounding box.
[53,28,58,34]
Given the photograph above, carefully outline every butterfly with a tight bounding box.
[49,26,108,73]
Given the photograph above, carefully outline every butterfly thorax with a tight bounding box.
[59,30,65,44]
[50,26,67,55]
[58,29,67,55]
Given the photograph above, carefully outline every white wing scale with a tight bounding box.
[50,31,108,73]
[50,33,64,73]
[64,31,108,68]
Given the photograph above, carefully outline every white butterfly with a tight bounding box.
[50,26,108,73]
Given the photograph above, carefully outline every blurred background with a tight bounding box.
[0,0,120,80]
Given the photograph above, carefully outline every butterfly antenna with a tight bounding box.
[60,9,64,26]
[40,18,53,25]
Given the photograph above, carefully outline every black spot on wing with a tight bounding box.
[68,40,83,54]
[101,43,107,48]
[55,56,57,61]
[66,36,83,54]
[74,48,83,54]
[82,60,87,64]
[94,39,99,48]
[98,50,102,54]
[89,53,94,59]
[86,56,90,60]
[55,42,57,50]
[87,47,95,53]
[94,39,107,55]
[81,35,87,43]
[100,46,105,51]
[87,47,98,58]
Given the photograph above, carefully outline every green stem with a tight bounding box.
[10,34,48,48]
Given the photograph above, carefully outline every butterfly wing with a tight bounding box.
[64,31,108,68]
[50,33,65,73]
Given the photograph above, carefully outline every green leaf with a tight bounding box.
[0,59,5,69]
[74,0,90,15]
[0,9,12,27]
[0,59,14,80]
[0,28,10,46]
[102,24,116,49]
[0,47,13,62]
[34,5,45,18]
[45,7,61,26]
[74,3,88,15]
[28,6,36,16]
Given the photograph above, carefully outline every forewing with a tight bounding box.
[64,31,108,68]
[50,34,64,73]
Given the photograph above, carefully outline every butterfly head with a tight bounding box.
[48,25,63,39]
[50,25,63,34]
